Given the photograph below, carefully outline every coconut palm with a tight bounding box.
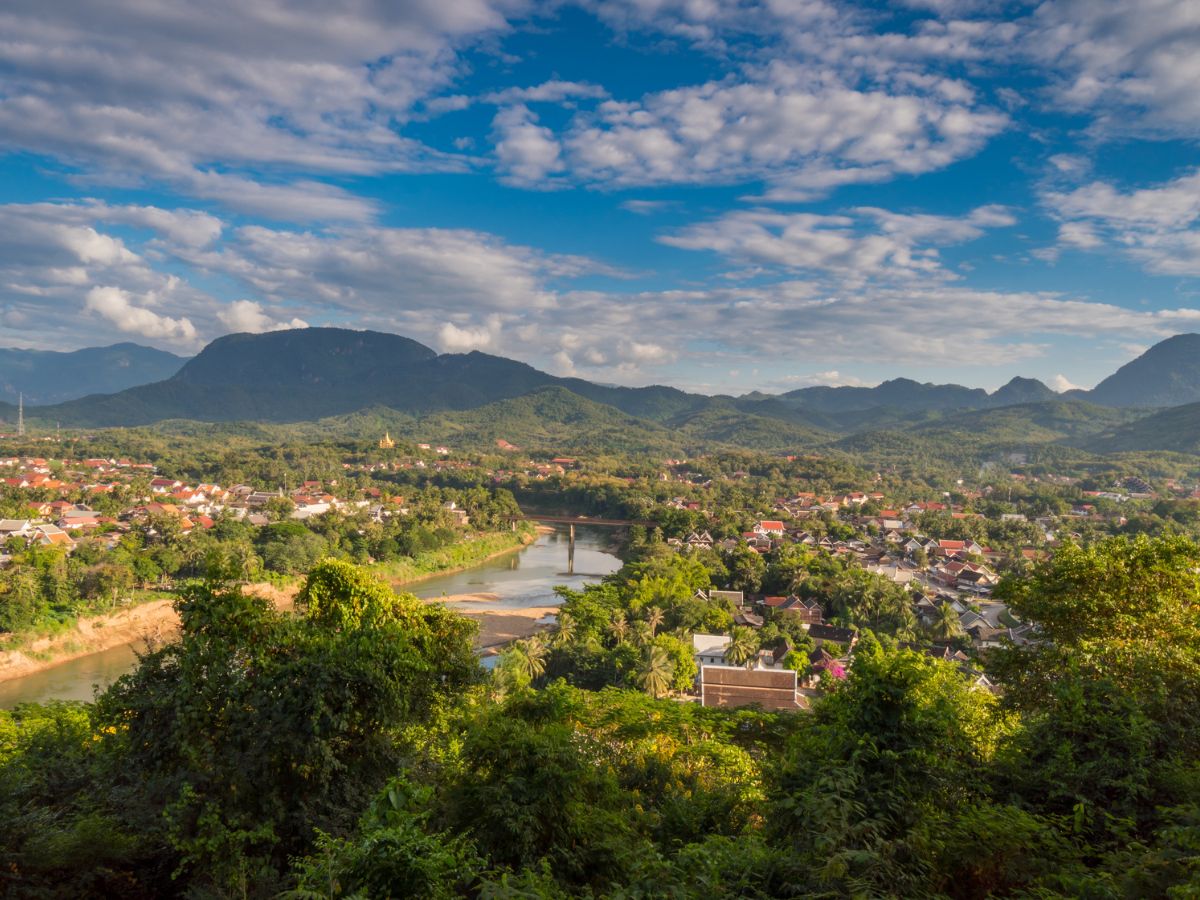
[894,607,921,643]
[554,610,576,648]
[632,621,654,648]
[930,602,963,641]
[608,611,628,646]
[513,635,548,680]
[640,645,673,698]
[645,606,665,636]
[724,626,759,668]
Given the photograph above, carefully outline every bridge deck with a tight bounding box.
[512,514,653,527]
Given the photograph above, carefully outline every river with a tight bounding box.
[410,524,620,609]
[0,524,621,707]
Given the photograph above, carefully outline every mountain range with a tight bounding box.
[2,328,1199,456]
[0,343,186,405]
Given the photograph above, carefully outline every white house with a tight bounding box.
[692,633,731,668]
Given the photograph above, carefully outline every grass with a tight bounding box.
[373,526,537,586]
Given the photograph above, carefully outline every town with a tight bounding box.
[4,437,1195,717]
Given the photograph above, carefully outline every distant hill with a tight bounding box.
[1084,334,1200,408]
[666,399,831,451]
[777,375,1057,421]
[1084,401,1200,454]
[9,328,1199,467]
[0,343,186,405]
[395,385,682,455]
[989,376,1058,407]
[23,329,718,429]
[907,400,1139,445]
[781,377,989,414]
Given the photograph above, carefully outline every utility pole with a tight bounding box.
[17,392,24,437]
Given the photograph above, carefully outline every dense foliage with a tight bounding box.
[0,534,1198,897]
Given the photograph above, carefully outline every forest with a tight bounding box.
[0,534,1197,898]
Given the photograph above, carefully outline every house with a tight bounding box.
[700,665,806,712]
[753,520,785,537]
[774,596,823,624]
[709,589,745,608]
[693,633,731,668]
[806,623,858,649]
[0,519,34,541]
[957,567,999,594]
[32,524,74,550]
[733,611,765,628]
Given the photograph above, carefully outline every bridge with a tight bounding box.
[508,513,653,574]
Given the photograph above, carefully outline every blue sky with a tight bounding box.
[1,0,1198,394]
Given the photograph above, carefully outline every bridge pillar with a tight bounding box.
[568,522,575,575]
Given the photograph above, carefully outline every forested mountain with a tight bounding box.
[0,343,186,405]
[782,377,991,413]
[1083,333,1200,408]
[26,329,712,428]
[1085,400,1200,454]
[907,400,1140,445]
[12,328,1200,463]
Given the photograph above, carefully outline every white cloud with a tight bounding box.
[439,320,498,352]
[1050,373,1082,392]
[218,300,308,334]
[1027,0,1200,136]
[491,105,566,187]
[1042,168,1200,274]
[620,199,676,215]
[0,0,521,218]
[776,370,874,388]
[1,196,1195,388]
[483,80,609,105]
[84,286,198,344]
[556,64,1007,195]
[661,204,1014,280]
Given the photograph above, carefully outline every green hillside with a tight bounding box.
[907,400,1142,445]
[1085,401,1200,454]
[668,400,832,451]
[392,386,682,455]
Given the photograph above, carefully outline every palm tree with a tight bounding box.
[513,635,548,680]
[645,606,665,636]
[554,610,576,648]
[608,611,628,646]
[633,621,654,648]
[930,602,962,641]
[724,626,758,668]
[894,607,920,643]
[640,645,673,698]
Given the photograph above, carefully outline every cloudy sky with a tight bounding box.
[1,0,1199,393]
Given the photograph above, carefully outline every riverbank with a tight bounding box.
[0,528,546,686]
[468,606,558,651]
[0,582,301,685]
[377,527,540,587]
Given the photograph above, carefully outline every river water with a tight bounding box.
[409,524,620,609]
[0,525,621,708]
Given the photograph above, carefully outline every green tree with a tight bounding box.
[608,611,628,646]
[93,560,479,895]
[640,645,673,698]
[929,602,962,640]
[724,626,759,668]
